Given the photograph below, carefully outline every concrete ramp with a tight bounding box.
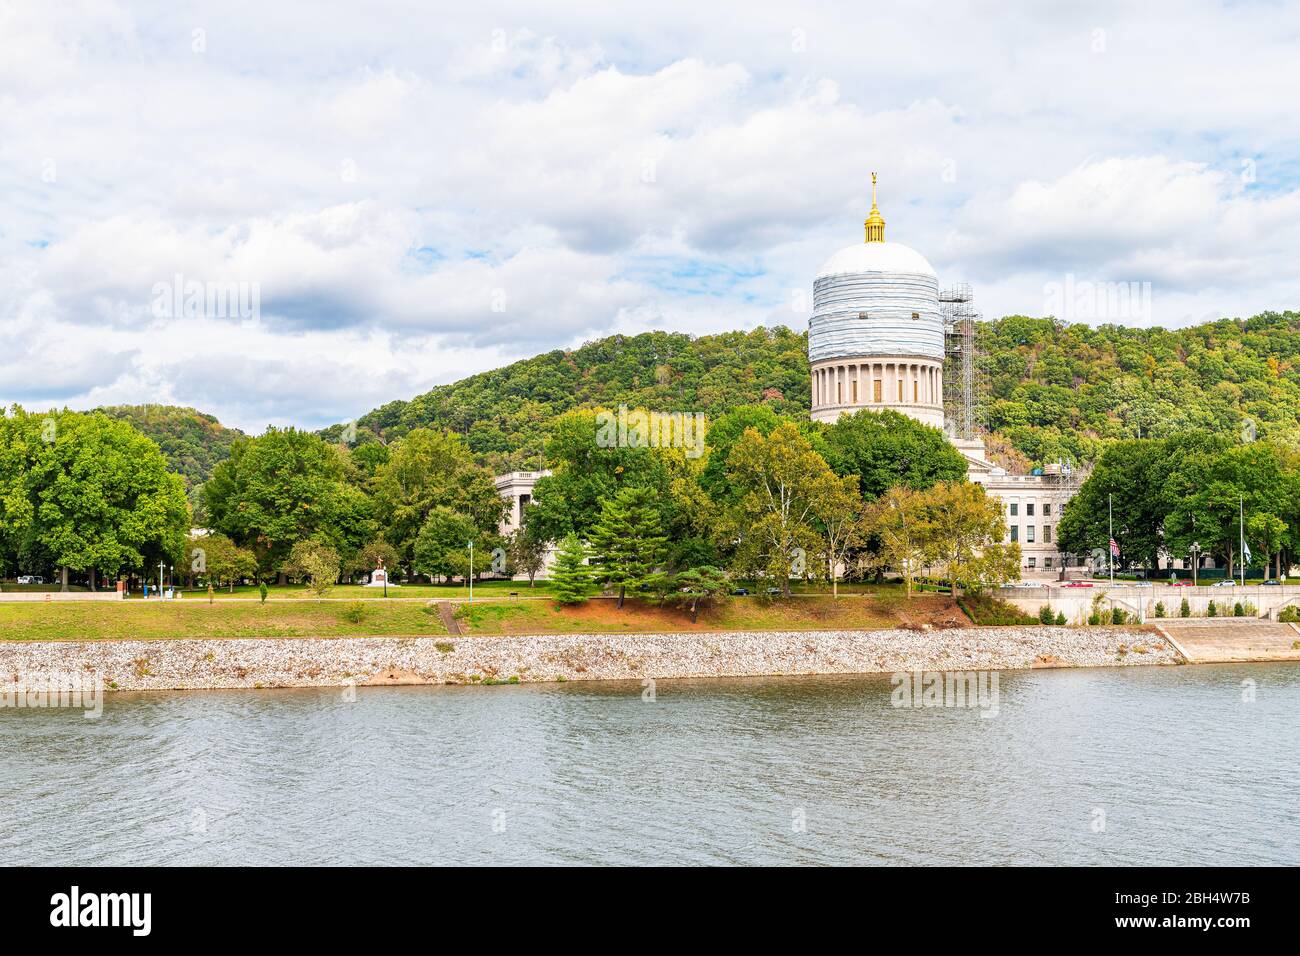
[1156,620,1300,663]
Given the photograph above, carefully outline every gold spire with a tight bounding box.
[864,171,886,243]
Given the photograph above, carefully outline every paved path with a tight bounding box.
[1155,619,1300,663]
[436,601,462,635]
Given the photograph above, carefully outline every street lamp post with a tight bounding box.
[1190,541,1200,588]
[157,561,165,600]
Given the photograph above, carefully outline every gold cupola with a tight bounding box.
[863,171,886,243]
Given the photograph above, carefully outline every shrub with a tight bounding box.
[341,601,368,624]
[957,594,1037,626]
[1233,601,1245,617]
[1179,597,1190,618]
[1154,601,1165,618]
[1111,607,1127,625]
[1055,611,1066,625]
[1207,601,1217,618]
[1038,605,1055,625]
[259,582,268,604]
[1279,605,1300,623]
[1087,612,1101,626]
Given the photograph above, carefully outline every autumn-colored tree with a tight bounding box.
[726,423,842,595]
[867,486,935,599]
[922,481,1020,595]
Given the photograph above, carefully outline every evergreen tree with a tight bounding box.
[589,486,669,608]
[551,533,597,605]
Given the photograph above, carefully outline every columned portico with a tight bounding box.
[809,355,945,428]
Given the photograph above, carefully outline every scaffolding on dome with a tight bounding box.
[940,283,982,440]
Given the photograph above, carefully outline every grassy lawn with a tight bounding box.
[0,600,450,641]
[0,591,969,641]
[151,581,556,601]
[455,593,967,635]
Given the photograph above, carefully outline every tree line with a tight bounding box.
[523,405,1018,604]
[1,400,1021,598]
[1057,434,1300,579]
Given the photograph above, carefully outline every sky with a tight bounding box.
[2,0,1299,433]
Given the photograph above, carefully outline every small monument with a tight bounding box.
[364,559,399,588]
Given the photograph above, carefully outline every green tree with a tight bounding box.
[204,427,372,579]
[824,409,968,501]
[726,423,840,595]
[412,507,498,582]
[190,532,257,592]
[509,521,548,587]
[369,427,504,572]
[18,410,189,590]
[551,533,597,605]
[866,486,934,599]
[809,471,865,597]
[673,566,730,622]
[347,538,401,584]
[283,539,341,600]
[589,486,669,608]
[923,481,1021,595]
[1246,512,1287,579]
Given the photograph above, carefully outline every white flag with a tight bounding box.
[1242,540,1252,565]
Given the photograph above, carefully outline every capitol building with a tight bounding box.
[807,174,1075,576]
[496,175,1076,580]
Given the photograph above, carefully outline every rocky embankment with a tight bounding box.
[0,627,1179,692]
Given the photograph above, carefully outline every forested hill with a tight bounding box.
[321,328,812,471]
[322,311,1300,474]
[98,404,245,493]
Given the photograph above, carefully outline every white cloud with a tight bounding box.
[2,0,1298,431]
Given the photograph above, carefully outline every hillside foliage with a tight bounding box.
[98,404,245,494]
[323,311,1300,474]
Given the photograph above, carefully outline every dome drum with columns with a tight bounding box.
[808,174,946,427]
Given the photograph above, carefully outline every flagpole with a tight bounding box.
[1239,496,1245,587]
[1108,493,1114,586]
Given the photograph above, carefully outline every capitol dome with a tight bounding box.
[808,174,945,428]
[816,240,936,279]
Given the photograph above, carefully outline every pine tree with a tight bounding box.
[551,533,597,605]
[589,486,668,608]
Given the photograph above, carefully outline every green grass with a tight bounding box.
[151,581,556,601]
[0,589,966,641]
[0,601,450,641]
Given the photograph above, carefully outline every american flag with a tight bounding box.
[1109,538,1120,558]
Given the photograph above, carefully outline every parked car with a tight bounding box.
[1261,579,1281,586]
[1062,581,1094,588]
[16,575,44,585]
[765,587,782,597]
[1130,581,1153,588]
[1211,580,1237,587]
[730,587,750,596]
[1169,580,1194,587]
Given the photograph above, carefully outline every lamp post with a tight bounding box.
[468,540,474,608]
[1108,493,1115,586]
[1190,541,1201,588]
[157,560,165,600]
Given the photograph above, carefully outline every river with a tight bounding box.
[2,664,1295,865]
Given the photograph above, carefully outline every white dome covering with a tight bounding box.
[816,240,936,279]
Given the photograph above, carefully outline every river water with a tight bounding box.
[2,664,1295,865]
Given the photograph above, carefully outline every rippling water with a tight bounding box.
[2,665,1296,865]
